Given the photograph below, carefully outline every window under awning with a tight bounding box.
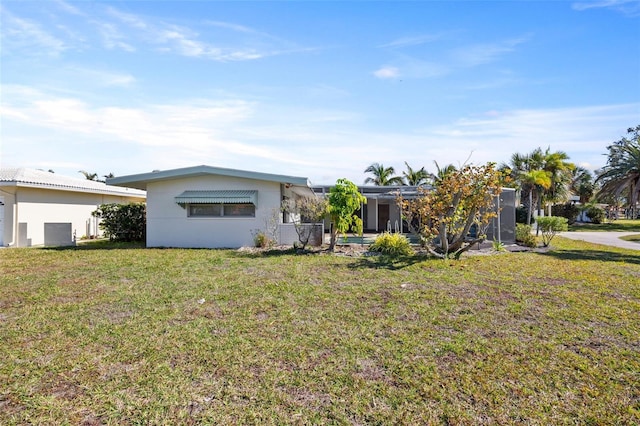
[175,190,258,207]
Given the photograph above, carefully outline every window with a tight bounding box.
[223,203,255,217]
[188,203,255,218]
[188,204,222,217]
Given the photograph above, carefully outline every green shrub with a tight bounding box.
[369,232,414,257]
[536,216,568,247]
[551,203,580,225]
[92,203,146,242]
[515,223,537,247]
[252,231,271,248]
[585,205,605,224]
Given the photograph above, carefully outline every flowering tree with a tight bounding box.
[399,163,504,259]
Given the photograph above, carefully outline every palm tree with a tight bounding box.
[541,148,574,211]
[433,161,457,185]
[78,170,98,181]
[506,147,574,220]
[505,148,546,221]
[402,162,433,186]
[596,125,640,218]
[570,166,595,204]
[521,170,551,225]
[364,163,404,186]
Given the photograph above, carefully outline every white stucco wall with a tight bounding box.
[1,187,144,247]
[146,175,284,248]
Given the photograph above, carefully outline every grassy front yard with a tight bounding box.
[1,238,639,424]
[569,219,640,232]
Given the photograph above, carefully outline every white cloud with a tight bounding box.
[2,84,637,184]
[105,6,148,29]
[98,6,308,62]
[65,67,136,87]
[378,33,444,49]
[426,104,639,172]
[53,0,84,16]
[0,10,68,56]
[158,26,266,61]
[373,66,400,79]
[451,35,531,67]
[94,21,136,52]
[372,34,530,82]
[572,0,640,16]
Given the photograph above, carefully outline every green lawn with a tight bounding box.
[569,219,640,232]
[1,238,639,424]
[620,234,640,244]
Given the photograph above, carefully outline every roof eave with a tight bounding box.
[107,165,310,190]
[1,180,146,197]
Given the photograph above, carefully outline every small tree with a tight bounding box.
[92,203,146,242]
[282,196,328,250]
[536,216,568,247]
[327,178,367,252]
[399,163,503,259]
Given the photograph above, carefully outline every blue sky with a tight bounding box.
[1,0,639,185]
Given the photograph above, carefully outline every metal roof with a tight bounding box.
[107,165,311,191]
[175,190,258,206]
[0,168,146,198]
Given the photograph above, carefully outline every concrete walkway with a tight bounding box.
[559,231,640,251]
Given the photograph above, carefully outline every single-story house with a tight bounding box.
[107,165,315,248]
[312,185,517,243]
[0,168,146,247]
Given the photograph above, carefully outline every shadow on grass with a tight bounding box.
[232,247,300,258]
[536,248,640,265]
[45,240,146,251]
[347,254,429,270]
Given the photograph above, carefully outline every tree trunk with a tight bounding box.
[328,223,337,252]
[536,195,542,236]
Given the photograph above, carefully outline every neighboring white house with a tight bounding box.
[107,165,314,248]
[0,168,146,247]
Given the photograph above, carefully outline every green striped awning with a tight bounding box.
[175,190,258,207]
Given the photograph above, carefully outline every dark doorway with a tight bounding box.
[378,204,389,231]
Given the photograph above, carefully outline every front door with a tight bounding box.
[378,204,389,231]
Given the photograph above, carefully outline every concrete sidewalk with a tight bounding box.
[559,231,640,251]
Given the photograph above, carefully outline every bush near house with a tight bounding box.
[551,203,580,224]
[585,205,606,224]
[515,223,537,247]
[92,203,146,242]
[536,216,568,247]
[368,232,414,257]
